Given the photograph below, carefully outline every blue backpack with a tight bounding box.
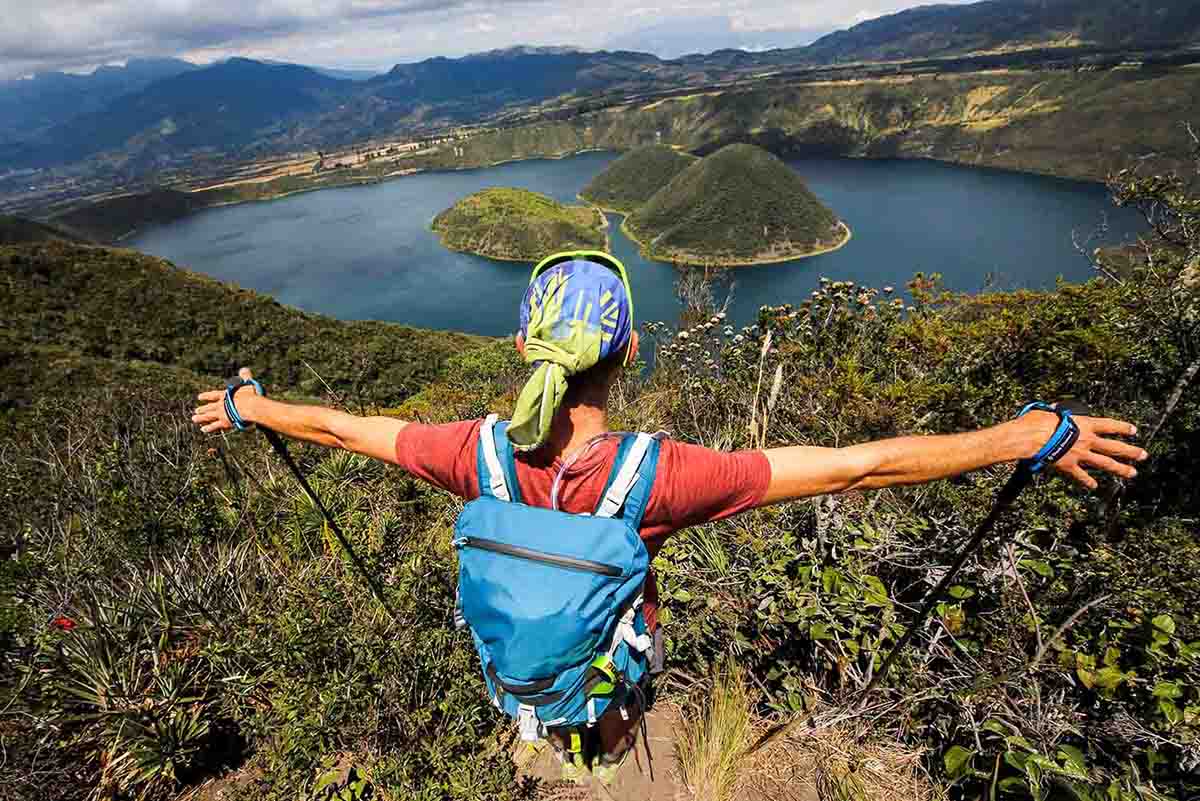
[453,415,662,746]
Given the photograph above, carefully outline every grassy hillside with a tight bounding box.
[579,144,699,213]
[395,67,1200,184]
[431,187,605,261]
[0,214,90,245]
[1,156,1198,801]
[625,143,845,265]
[0,241,487,411]
[50,188,213,243]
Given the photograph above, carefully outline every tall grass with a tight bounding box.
[676,659,754,801]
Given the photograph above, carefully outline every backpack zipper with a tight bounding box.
[457,537,622,577]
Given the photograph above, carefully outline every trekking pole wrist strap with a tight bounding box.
[1017,401,1080,473]
[224,378,265,431]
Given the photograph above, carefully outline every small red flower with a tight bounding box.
[50,616,77,632]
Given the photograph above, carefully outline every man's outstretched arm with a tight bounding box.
[760,410,1147,505]
[191,384,407,465]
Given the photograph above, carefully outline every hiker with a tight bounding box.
[191,250,1147,786]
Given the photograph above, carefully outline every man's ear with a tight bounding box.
[515,331,526,357]
[625,330,640,366]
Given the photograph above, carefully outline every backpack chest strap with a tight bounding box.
[595,432,656,520]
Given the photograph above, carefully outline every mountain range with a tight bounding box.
[804,0,1200,63]
[2,0,1198,176]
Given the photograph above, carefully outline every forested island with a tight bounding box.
[616,143,849,266]
[579,144,698,213]
[431,187,606,261]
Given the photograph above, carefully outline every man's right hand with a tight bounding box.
[1036,412,1145,491]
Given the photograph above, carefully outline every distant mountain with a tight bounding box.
[0,58,198,143]
[8,59,346,169]
[625,144,845,265]
[805,0,1200,63]
[259,59,381,81]
[607,16,829,59]
[3,50,672,171]
[369,47,660,110]
[580,145,699,213]
[7,3,1200,180]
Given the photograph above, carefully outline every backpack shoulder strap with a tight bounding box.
[477,415,522,503]
[595,432,665,526]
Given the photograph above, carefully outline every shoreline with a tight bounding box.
[613,212,854,267]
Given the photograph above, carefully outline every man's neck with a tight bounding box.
[545,398,610,461]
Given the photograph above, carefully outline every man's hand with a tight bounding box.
[191,368,257,434]
[189,367,407,464]
[1036,413,1147,490]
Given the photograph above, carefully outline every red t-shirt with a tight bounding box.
[394,419,771,629]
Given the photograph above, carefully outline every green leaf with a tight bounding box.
[1057,744,1088,772]
[1006,735,1037,753]
[862,575,888,605]
[674,589,693,603]
[1152,614,1176,636]
[1021,559,1055,578]
[1092,666,1128,690]
[944,745,975,779]
[949,585,976,600]
[982,719,1011,736]
[998,777,1029,794]
[810,622,832,641]
[1158,699,1182,725]
[1152,681,1183,699]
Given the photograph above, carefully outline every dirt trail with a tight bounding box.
[517,706,684,801]
[516,706,821,801]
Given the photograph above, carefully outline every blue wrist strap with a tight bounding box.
[1017,401,1080,473]
[224,378,265,432]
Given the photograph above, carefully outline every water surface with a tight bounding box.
[131,153,1144,334]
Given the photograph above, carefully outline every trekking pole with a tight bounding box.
[228,370,398,621]
[859,400,1088,699]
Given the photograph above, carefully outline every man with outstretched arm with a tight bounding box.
[191,252,1145,787]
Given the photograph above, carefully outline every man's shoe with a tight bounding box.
[557,749,590,784]
[590,745,632,787]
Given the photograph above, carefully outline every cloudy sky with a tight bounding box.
[2,0,977,80]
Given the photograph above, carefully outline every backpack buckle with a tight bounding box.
[518,704,540,742]
[583,655,619,697]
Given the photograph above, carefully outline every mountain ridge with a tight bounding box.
[4,1,1199,178]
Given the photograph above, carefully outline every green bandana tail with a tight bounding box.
[509,270,606,450]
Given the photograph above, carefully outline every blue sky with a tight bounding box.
[1,0,978,80]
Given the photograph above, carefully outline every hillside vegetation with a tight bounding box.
[625,143,845,265]
[395,68,1200,185]
[0,214,90,245]
[579,144,699,212]
[50,188,213,243]
[0,242,485,412]
[431,187,605,261]
[1,152,1199,801]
